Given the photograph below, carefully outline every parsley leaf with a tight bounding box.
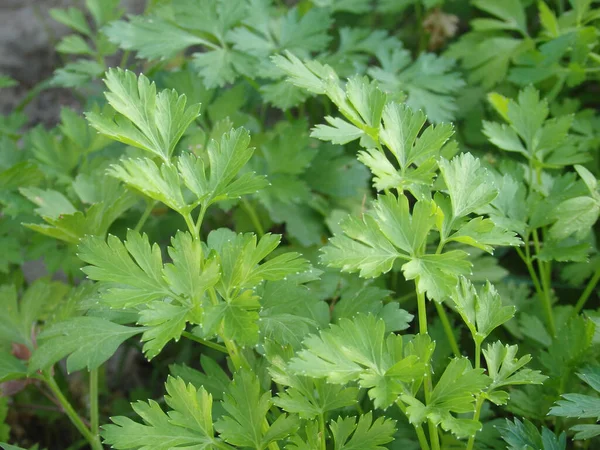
[86,68,201,162]
[102,376,222,449]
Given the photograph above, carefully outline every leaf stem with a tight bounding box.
[516,243,555,336]
[397,400,430,450]
[531,230,556,336]
[44,374,102,450]
[184,212,199,239]
[182,331,228,354]
[318,414,327,450]
[195,204,209,238]
[573,265,600,316]
[416,287,428,334]
[434,302,460,357]
[465,395,485,450]
[134,200,155,232]
[241,198,265,238]
[89,369,99,440]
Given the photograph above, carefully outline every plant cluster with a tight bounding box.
[1,0,600,449]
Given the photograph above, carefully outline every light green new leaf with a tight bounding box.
[109,158,186,212]
[472,0,528,35]
[163,231,221,302]
[330,412,396,450]
[178,128,268,206]
[215,370,299,449]
[86,68,200,162]
[102,376,221,449]
[289,315,427,409]
[483,342,547,405]
[29,316,143,373]
[439,153,498,219]
[452,277,515,344]
[207,229,308,298]
[204,291,260,346]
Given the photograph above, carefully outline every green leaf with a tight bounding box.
[105,16,209,61]
[483,341,547,405]
[549,196,600,240]
[20,187,77,219]
[0,353,27,383]
[169,354,230,401]
[163,231,221,302]
[29,316,143,373]
[50,7,91,35]
[259,280,328,349]
[269,350,358,419]
[451,277,516,344]
[448,217,522,253]
[550,365,600,439]
[138,301,190,360]
[402,358,489,438]
[402,252,471,303]
[79,230,171,308]
[330,412,396,450]
[102,376,221,449]
[86,68,200,162]
[178,127,268,206]
[369,49,465,123]
[215,369,299,449]
[321,213,401,278]
[472,0,528,35]
[499,418,566,450]
[439,153,498,219]
[289,315,427,409]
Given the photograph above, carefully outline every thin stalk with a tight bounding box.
[184,212,198,238]
[241,198,265,237]
[573,266,600,316]
[532,230,556,336]
[134,201,155,232]
[45,375,102,450]
[465,396,485,450]
[515,245,555,336]
[474,340,481,370]
[434,302,460,357]
[396,400,430,450]
[417,288,428,334]
[195,204,208,238]
[182,331,228,354]
[318,414,327,450]
[89,369,99,440]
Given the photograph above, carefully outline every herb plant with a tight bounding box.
[1,0,600,449]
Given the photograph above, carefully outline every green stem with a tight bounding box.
[434,302,460,357]
[241,198,265,237]
[182,331,228,354]
[195,204,208,238]
[134,201,155,232]
[465,396,485,450]
[184,212,198,238]
[397,400,430,450]
[573,266,600,316]
[516,245,555,336]
[45,374,102,450]
[89,369,99,440]
[417,288,428,334]
[532,230,556,336]
[474,340,481,370]
[318,414,327,450]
